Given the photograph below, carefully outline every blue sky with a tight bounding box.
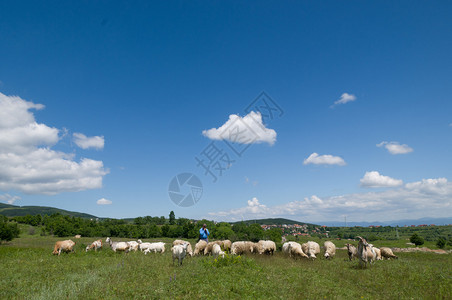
[0,1,451,223]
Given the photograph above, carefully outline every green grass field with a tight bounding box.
[1,236,451,299]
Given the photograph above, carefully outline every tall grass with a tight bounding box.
[0,236,450,299]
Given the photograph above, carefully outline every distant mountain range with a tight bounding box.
[231,218,318,226]
[0,203,97,219]
[317,217,452,227]
[1,202,450,227]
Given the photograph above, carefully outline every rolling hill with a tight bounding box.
[231,218,318,226]
[0,203,98,219]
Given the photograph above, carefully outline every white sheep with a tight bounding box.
[282,241,308,259]
[127,241,140,252]
[257,240,276,255]
[140,241,165,253]
[346,243,358,261]
[231,241,254,255]
[106,237,130,253]
[222,240,232,252]
[371,246,382,260]
[302,241,320,259]
[380,247,398,260]
[193,240,207,256]
[212,244,225,258]
[172,242,189,265]
[173,240,193,257]
[323,241,336,259]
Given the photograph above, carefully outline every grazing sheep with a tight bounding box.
[85,239,102,252]
[127,241,140,252]
[172,242,189,265]
[323,241,336,259]
[140,242,165,253]
[357,236,376,268]
[283,242,308,259]
[173,240,193,257]
[106,237,130,253]
[346,243,358,261]
[257,240,276,255]
[222,240,232,252]
[231,241,254,255]
[74,235,81,239]
[193,240,208,256]
[52,240,76,256]
[212,244,225,259]
[204,241,220,256]
[302,241,321,259]
[380,247,398,260]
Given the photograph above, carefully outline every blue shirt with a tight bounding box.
[199,228,209,239]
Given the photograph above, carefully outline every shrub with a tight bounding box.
[410,233,424,246]
[436,237,446,249]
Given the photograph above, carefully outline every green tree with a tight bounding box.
[410,233,424,246]
[0,217,20,243]
[265,228,282,243]
[169,211,176,225]
[436,237,446,249]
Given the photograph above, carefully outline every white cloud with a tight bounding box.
[97,198,112,205]
[202,111,277,145]
[360,171,403,188]
[209,177,452,222]
[0,92,108,195]
[377,141,413,155]
[303,153,346,166]
[0,193,21,204]
[73,133,104,150]
[331,93,357,107]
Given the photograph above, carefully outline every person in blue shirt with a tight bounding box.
[199,223,209,242]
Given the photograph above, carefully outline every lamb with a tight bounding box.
[127,241,140,252]
[173,240,193,257]
[257,240,276,255]
[346,243,358,261]
[380,247,398,260]
[302,241,320,259]
[212,244,226,259]
[231,241,254,255]
[357,236,376,268]
[106,237,130,253]
[323,241,336,259]
[85,239,102,252]
[283,241,308,259]
[193,240,208,256]
[172,242,189,265]
[52,240,76,256]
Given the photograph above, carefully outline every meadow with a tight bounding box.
[0,235,451,299]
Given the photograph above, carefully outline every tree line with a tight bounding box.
[3,212,282,243]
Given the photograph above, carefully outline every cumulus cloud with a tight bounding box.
[303,153,346,166]
[97,198,112,205]
[331,93,356,107]
[202,111,277,145]
[0,193,20,204]
[377,141,413,155]
[0,92,108,195]
[73,133,104,150]
[360,171,403,188]
[209,177,452,222]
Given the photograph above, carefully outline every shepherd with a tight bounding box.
[199,223,210,243]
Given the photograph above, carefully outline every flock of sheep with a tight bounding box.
[52,236,398,267]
